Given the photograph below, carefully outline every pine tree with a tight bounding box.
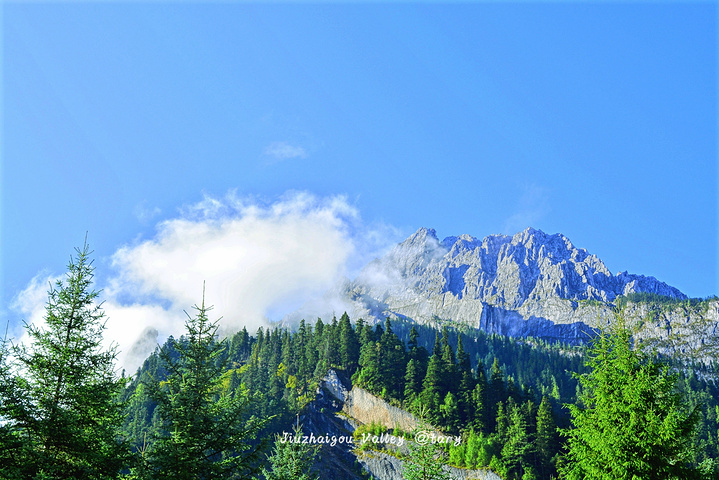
[440,327,458,396]
[338,312,360,374]
[354,340,382,393]
[261,423,318,480]
[402,426,454,480]
[141,290,267,480]
[404,358,423,402]
[0,330,26,480]
[407,325,429,370]
[0,241,130,479]
[471,359,489,433]
[440,392,461,434]
[559,319,701,480]
[501,399,534,480]
[535,396,557,478]
[379,318,407,400]
[487,358,507,431]
[455,336,475,425]
[420,349,444,423]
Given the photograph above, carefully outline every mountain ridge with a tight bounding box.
[344,227,706,345]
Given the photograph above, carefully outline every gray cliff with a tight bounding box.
[346,227,716,348]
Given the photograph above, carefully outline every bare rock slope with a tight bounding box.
[346,227,716,348]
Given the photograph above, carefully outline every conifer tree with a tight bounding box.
[405,358,423,402]
[402,426,454,480]
[500,399,534,480]
[535,396,557,478]
[559,319,701,480]
[470,359,489,433]
[440,392,461,434]
[338,312,360,374]
[455,336,475,424]
[0,241,130,479]
[261,423,318,480]
[380,318,407,399]
[407,325,429,382]
[487,358,507,430]
[440,327,458,396]
[141,290,267,480]
[420,348,444,423]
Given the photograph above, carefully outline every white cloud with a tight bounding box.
[101,301,177,373]
[9,191,401,373]
[104,191,364,369]
[9,273,61,346]
[263,142,307,162]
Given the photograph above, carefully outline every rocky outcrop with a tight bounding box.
[345,227,714,347]
[317,371,503,480]
[342,386,422,433]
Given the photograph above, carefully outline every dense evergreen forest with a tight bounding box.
[2,245,719,480]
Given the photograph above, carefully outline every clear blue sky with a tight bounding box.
[2,3,717,337]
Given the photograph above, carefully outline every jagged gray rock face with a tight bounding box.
[346,227,706,345]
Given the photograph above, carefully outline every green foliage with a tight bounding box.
[0,241,130,480]
[559,317,702,480]
[139,292,268,480]
[261,423,318,480]
[535,396,558,478]
[402,427,454,480]
[118,308,719,479]
[339,312,361,374]
[615,292,717,311]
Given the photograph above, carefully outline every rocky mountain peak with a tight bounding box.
[346,227,689,343]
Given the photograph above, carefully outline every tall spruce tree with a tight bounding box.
[338,312,360,374]
[0,241,130,479]
[559,319,701,480]
[535,396,557,479]
[261,423,318,480]
[141,290,267,480]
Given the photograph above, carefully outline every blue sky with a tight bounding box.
[2,3,717,363]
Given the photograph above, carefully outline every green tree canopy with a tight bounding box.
[261,423,318,480]
[140,290,267,480]
[559,317,701,480]
[402,426,455,480]
[0,241,130,479]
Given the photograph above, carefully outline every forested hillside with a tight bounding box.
[120,310,719,479]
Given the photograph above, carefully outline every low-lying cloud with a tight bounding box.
[9,191,401,373]
[105,191,362,370]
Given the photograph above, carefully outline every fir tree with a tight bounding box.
[535,396,557,478]
[379,318,407,400]
[404,358,423,402]
[559,319,701,480]
[141,290,267,480]
[487,358,507,430]
[402,426,454,480]
[338,312,360,374]
[455,336,475,425]
[440,392,461,434]
[261,423,318,480]
[500,399,534,480]
[0,241,130,480]
[420,348,444,423]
